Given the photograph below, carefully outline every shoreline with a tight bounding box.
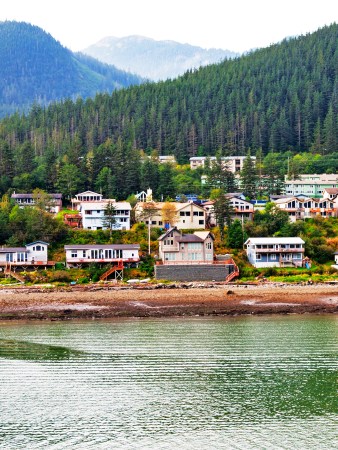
[0,282,338,321]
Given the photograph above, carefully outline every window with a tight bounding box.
[17,252,27,262]
[165,253,176,261]
[85,210,92,215]
[270,254,276,260]
[206,242,212,250]
[199,220,204,225]
[256,254,261,260]
[71,251,77,258]
[193,211,198,216]
[6,253,13,262]
[188,243,202,250]
[198,211,204,216]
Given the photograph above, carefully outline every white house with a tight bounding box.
[244,237,305,268]
[0,241,52,268]
[80,201,131,230]
[64,244,140,268]
[134,201,206,229]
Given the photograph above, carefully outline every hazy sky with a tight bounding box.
[1,0,337,53]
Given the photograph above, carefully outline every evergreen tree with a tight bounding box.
[213,190,234,241]
[240,150,258,199]
[103,201,117,238]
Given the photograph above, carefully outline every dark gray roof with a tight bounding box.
[177,235,203,243]
[12,193,62,199]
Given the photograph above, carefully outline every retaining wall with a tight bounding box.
[154,264,233,282]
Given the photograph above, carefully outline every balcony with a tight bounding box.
[255,247,303,253]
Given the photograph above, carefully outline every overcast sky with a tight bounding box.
[1,0,337,53]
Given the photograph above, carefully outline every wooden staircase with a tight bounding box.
[4,263,25,283]
[225,258,240,283]
[100,260,124,282]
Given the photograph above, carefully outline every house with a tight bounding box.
[202,195,254,227]
[190,156,256,172]
[134,201,206,229]
[64,244,140,268]
[0,241,53,268]
[155,227,239,282]
[158,227,214,264]
[11,192,62,213]
[244,237,305,268]
[79,201,132,230]
[322,188,338,200]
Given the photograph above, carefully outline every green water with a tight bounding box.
[0,315,337,449]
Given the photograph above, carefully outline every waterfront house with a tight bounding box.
[155,227,239,282]
[64,244,140,268]
[0,241,53,269]
[244,237,305,268]
[158,227,214,264]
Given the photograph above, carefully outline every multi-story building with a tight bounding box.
[190,156,256,172]
[284,174,338,198]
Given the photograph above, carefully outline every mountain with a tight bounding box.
[0,21,143,117]
[82,35,239,80]
[0,24,336,198]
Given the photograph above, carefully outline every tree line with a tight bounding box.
[0,23,336,199]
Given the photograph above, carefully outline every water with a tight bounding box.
[0,315,337,449]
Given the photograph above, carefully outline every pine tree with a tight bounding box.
[240,150,258,199]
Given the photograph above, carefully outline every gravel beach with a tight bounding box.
[0,282,337,321]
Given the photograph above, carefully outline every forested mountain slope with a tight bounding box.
[0,21,143,117]
[0,24,336,199]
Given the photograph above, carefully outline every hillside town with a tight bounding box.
[3,153,338,284]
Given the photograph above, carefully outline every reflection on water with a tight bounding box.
[0,315,337,449]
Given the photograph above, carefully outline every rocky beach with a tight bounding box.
[0,282,337,321]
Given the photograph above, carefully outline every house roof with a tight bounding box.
[11,193,62,199]
[324,188,338,194]
[158,227,180,241]
[27,241,49,246]
[76,191,102,196]
[194,231,214,241]
[0,247,27,253]
[177,234,204,243]
[64,244,140,250]
[244,237,305,245]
